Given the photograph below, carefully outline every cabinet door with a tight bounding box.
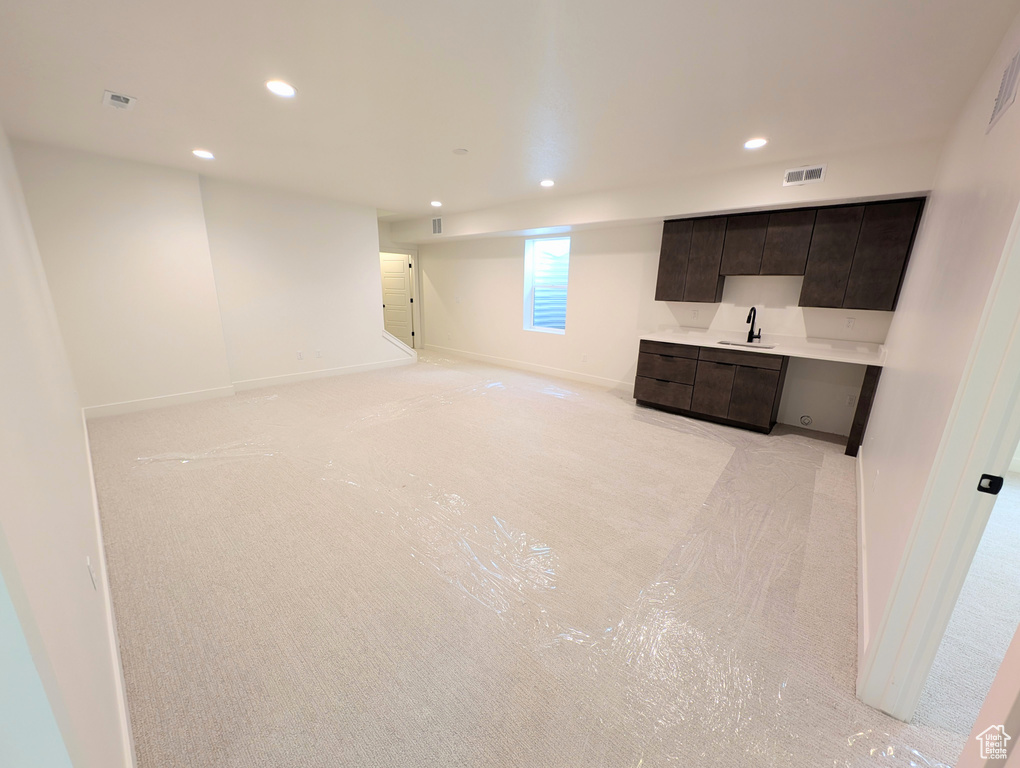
[760,209,816,275]
[728,366,781,429]
[799,206,865,307]
[720,213,768,275]
[691,361,734,418]
[683,217,727,302]
[842,199,922,311]
[654,220,693,301]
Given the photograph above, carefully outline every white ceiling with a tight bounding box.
[0,0,1016,220]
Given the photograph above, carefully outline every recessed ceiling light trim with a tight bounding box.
[192,149,215,160]
[266,80,297,98]
[540,179,555,187]
[431,201,443,207]
[744,137,768,150]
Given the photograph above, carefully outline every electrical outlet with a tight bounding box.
[296,351,304,360]
[582,353,588,363]
[845,317,856,330]
[315,350,323,359]
[846,394,856,408]
[692,309,699,320]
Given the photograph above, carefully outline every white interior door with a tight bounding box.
[380,252,413,347]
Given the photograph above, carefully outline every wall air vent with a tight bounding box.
[988,49,1020,132]
[102,90,137,110]
[783,164,826,186]
[431,217,443,235]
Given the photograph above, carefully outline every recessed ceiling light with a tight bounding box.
[452,148,469,155]
[192,149,215,160]
[266,80,297,98]
[540,179,555,187]
[431,201,442,207]
[744,137,768,149]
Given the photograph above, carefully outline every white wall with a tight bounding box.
[392,139,938,243]
[378,219,417,255]
[420,222,888,436]
[859,14,1020,656]
[0,125,129,766]
[201,178,409,387]
[12,141,233,412]
[11,143,411,413]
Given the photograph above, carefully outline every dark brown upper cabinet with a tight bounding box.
[654,219,693,301]
[682,217,726,302]
[798,206,865,308]
[760,209,816,275]
[842,199,923,311]
[654,197,924,309]
[720,213,768,275]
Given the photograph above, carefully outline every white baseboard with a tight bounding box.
[83,385,235,419]
[1010,454,1020,474]
[856,446,870,682]
[232,355,414,391]
[423,344,631,389]
[83,338,417,416]
[80,412,136,767]
[382,330,417,358]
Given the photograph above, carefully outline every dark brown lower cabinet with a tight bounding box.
[635,340,882,447]
[691,362,734,418]
[728,366,782,429]
[635,341,788,433]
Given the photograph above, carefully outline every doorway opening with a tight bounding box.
[380,251,416,349]
[911,436,1020,755]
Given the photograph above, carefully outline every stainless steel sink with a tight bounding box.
[717,340,776,350]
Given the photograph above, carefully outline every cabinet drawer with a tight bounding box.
[697,347,784,370]
[636,352,697,384]
[639,339,700,359]
[634,376,693,410]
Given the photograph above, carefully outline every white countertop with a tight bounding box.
[640,328,886,366]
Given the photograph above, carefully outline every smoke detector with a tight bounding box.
[102,90,137,110]
[431,217,443,235]
[988,49,1020,133]
[783,164,826,186]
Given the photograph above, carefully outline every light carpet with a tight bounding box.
[87,354,964,767]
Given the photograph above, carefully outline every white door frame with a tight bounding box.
[858,201,1020,719]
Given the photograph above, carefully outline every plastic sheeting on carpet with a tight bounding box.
[85,354,964,767]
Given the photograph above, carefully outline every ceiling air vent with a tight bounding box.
[431,217,443,235]
[988,49,1020,133]
[102,90,137,110]
[783,164,826,186]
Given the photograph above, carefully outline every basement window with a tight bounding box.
[523,237,570,333]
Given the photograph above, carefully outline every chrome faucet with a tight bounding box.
[746,306,762,343]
